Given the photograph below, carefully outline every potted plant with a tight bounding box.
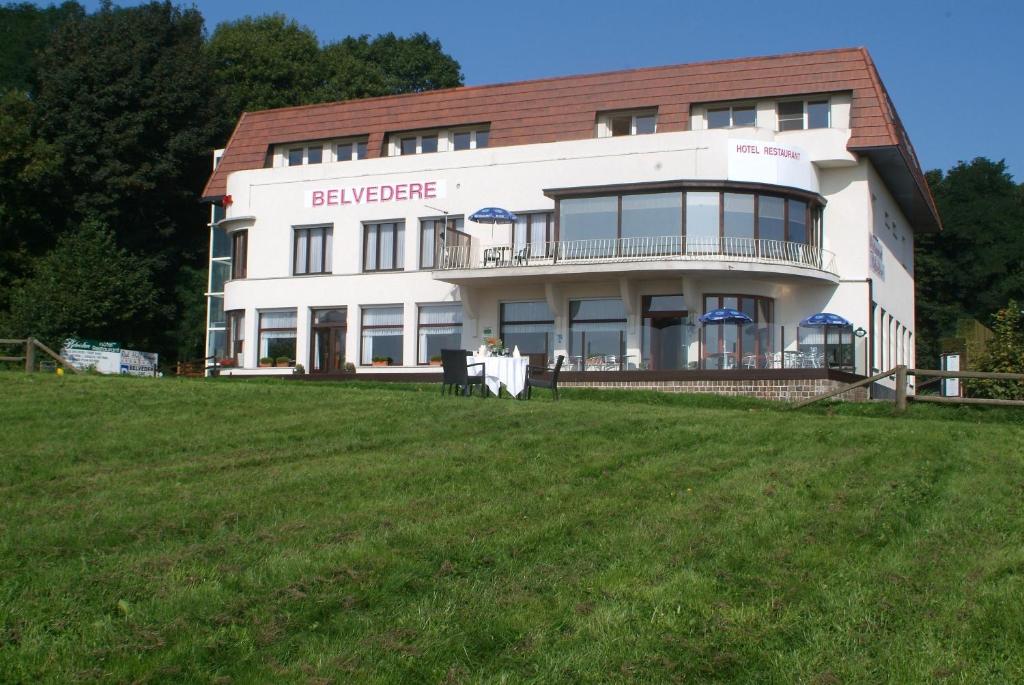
[275,356,291,367]
[484,336,504,356]
[219,358,237,368]
[371,356,392,367]
[259,356,274,368]
[429,355,442,366]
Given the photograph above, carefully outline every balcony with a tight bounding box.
[433,236,838,284]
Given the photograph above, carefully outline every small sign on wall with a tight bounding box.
[869,234,885,280]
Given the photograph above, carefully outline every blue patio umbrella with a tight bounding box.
[699,308,753,324]
[799,312,850,327]
[469,207,518,238]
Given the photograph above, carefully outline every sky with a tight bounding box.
[69,0,1023,179]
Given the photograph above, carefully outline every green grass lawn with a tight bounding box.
[1,372,1022,683]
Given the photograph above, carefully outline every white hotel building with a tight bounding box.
[202,48,939,396]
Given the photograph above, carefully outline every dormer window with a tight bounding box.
[707,104,756,129]
[597,109,657,138]
[397,132,440,155]
[336,139,367,161]
[777,99,830,131]
[452,127,489,150]
[287,144,323,166]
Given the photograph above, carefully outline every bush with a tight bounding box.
[967,301,1024,399]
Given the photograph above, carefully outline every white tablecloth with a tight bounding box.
[469,355,529,397]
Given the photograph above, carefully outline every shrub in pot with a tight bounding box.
[371,356,392,367]
[259,356,274,367]
[275,356,291,367]
[429,355,442,366]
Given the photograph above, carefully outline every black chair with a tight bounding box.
[440,349,486,397]
[525,355,564,401]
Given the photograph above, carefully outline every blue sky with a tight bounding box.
[70,0,1022,178]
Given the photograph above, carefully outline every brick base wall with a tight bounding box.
[559,378,869,402]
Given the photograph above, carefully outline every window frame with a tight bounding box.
[568,298,628,370]
[257,309,298,365]
[360,305,404,366]
[334,137,368,162]
[224,310,245,363]
[500,300,555,364]
[706,103,757,129]
[450,126,490,151]
[416,303,464,365]
[419,216,464,270]
[776,98,831,131]
[363,221,406,272]
[701,294,774,368]
[230,230,247,279]
[292,225,333,276]
[597,109,658,138]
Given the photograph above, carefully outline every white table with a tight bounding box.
[469,355,529,397]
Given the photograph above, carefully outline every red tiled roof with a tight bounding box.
[204,47,939,231]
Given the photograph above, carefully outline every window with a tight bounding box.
[685,192,720,253]
[311,308,346,373]
[570,299,627,370]
[420,216,464,269]
[598,109,657,138]
[225,310,244,363]
[361,306,403,365]
[287,145,323,166]
[560,196,618,257]
[230,230,247,279]
[512,212,553,257]
[258,310,297,365]
[777,99,830,131]
[420,134,438,153]
[397,132,441,155]
[363,222,405,272]
[452,127,489,151]
[293,226,333,275]
[621,193,682,255]
[418,304,463,364]
[702,295,773,370]
[707,105,756,129]
[500,301,554,363]
[641,295,697,370]
[336,139,367,162]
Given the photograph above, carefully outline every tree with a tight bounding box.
[915,159,1024,366]
[0,1,84,94]
[2,220,159,350]
[0,91,63,310]
[206,14,321,136]
[319,32,463,102]
[967,301,1024,399]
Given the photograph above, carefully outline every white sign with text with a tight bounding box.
[727,139,818,193]
[305,179,446,208]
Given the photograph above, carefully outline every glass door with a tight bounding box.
[641,295,694,370]
[311,308,347,373]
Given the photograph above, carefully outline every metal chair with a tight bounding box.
[440,349,486,396]
[526,355,564,401]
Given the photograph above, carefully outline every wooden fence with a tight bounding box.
[1,337,79,374]
[795,365,1024,411]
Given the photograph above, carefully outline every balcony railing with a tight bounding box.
[437,236,837,275]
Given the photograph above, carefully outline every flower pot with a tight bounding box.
[372,361,390,367]
[276,360,291,368]
[429,360,442,366]
[259,362,272,368]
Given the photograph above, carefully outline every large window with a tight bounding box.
[361,306,404,365]
[707,104,756,129]
[512,212,553,257]
[311,308,346,373]
[621,193,682,255]
[569,299,627,370]
[417,304,463,364]
[500,301,554,363]
[293,226,332,275]
[363,222,405,272]
[258,310,297,365]
[225,310,244,363]
[560,196,618,257]
[231,230,247,279]
[702,295,773,370]
[777,100,830,131]
[686,192,720,253]
[420,216,464,269]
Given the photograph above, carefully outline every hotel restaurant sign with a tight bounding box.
[61,338,159,376]
[727,139,818,193]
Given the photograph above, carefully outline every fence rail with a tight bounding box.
[1,337,79,374]
[438,236,837,275]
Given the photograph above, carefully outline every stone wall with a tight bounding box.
[558,378,869,402]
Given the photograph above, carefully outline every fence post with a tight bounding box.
[895,365,908,412]
[24,337,35,373]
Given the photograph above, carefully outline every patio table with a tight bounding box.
[469,355,529,397]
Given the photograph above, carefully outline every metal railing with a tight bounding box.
[437,236,837,274]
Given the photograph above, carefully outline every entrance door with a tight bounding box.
[641,295,692,370]
[311,309,347,373]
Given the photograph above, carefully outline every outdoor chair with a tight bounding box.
[525,355,564,401]
[440,349,487,397]
[482,248,501,267]
[513,247,530,266]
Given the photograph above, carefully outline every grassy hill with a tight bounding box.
[1,372,1022,683]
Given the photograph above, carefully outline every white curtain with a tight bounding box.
[309,227,324,271]
[419,304,462,325]
[514,216,528,250]
[380,224,394,269]
[294,231,308,273]
[363,306,403,327]
[324,228,332,271]
[261,310,296,329]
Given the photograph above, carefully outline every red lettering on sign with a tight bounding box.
[312,190,325,206]
[424,181,437,199]
[409,183,423,199]
[353,187,365,204]
[380,184,394,201]
[395,184,408,201]
[326,189,339,206]
[366,186,379,203]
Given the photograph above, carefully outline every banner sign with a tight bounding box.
[869,234,885,280]
[61,338,159,376]
[727,139,818,193]
[305,179,446,208]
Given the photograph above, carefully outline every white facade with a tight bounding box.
[207,104,917,385]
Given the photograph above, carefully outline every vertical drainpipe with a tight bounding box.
[867,277,874,398]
